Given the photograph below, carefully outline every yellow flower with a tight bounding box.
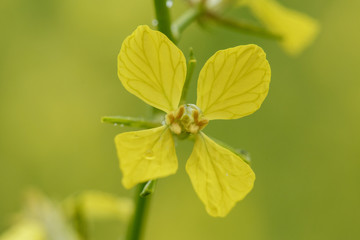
[0,220,45,240]
[116,25,270,217]
[240,0,319,55]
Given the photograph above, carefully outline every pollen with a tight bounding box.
[166,104,209,135]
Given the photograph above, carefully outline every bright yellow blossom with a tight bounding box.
[116,25,270,217]
[240,0,319,55]
[0,220,45,240]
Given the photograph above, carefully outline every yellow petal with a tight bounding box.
[196,44,270,120]
[118,25,187,112]
[244,0,319,55]
[115,126,178,189]
[186,133,255,217]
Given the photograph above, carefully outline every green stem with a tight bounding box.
[152,0,176,115]
[172,6,204,41]
[101,116,161,129]
[153,0,175,42]
[125,2,177,240]
[180,48,197,104]
[205,12,282,40]
[125,183,151,240]
[74,198,88,240]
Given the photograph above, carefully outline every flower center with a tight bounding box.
[165,104,209,135]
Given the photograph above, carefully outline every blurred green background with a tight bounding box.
[1,0,359,239]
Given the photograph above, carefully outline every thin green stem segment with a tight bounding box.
[125,2,177,240]
[153,0,175,42]
[125,183,151,240]
[101,116,161,129]
[205,12,282,40]
[172,6,204,41]
[180,48,197,104]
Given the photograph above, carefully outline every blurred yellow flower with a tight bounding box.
[63,191,133,221]
[240,0,319,55]
[0,220,45,240]
[116,25,270,217]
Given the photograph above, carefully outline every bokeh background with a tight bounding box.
[1,0,360,239]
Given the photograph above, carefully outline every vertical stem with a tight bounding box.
[172,6,204,41]
[153,0,175,42]
[152,0,175,115]
[125,2,176,240]
[125,183,151,240]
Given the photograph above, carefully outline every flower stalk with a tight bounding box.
[125,1,178,240]
[125,183,151,240]
[153,0,175,42]
[172,6,205,41]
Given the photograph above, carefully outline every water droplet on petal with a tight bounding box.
[166,0,173,8]
[225,172,229,177]
[144,149,155,160]
[152,19,158,26]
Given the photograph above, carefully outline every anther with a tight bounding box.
[169,122,182,135]
[165,112,175,125]
[198,119,209,130]
[189,124,200,134]
[192,110,199,124]
[175,105,185,119]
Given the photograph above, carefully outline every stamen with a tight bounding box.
[170,122,182,135]
[189,124,200,134]
[175,105,185,119]
[165,104,208,135]
[192,110,199,124]
[198,119,209,130]
[165,112,175,125]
